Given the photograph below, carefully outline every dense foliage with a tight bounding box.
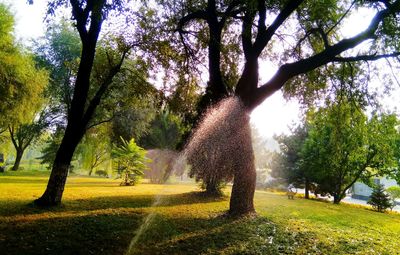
[272,97,400,204]
[271,124,310,196]
[0,4,48,129]
[386,186,400,207]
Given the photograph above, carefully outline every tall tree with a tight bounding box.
[160,0,400,215]
[0,4,49,170]
[0,4,47,130]
[271,123,311,198]
[302,100,399,204]
[35,0,132,206]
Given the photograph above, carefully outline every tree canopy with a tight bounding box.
[303,99,398,203]
[0,4,48,129]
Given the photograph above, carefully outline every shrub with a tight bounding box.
[95,169,109,178]
[368,184,393,212]
[112,138,149,186]
[386,186,400,208]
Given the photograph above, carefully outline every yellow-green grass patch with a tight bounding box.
[1,172,399,254]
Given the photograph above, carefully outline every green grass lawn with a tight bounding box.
[0,171,399,255]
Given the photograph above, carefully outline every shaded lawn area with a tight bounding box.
[0,172,399,255]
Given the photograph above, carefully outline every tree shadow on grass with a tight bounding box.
[0,191,372,255]
[132,213,374,255]
[0,210,144,255]
[1,209,297,255]
[0,192,228,255]
[0,178,49,184]
[0,191,227,217]
[130,215,301,255]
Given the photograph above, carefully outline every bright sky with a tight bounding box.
[3,1,399,139]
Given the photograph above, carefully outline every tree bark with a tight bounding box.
[34,1,107,206]
[305,178,310,199]
[228,114,256,216]
[333,194,341,204]
[227,59,259,216]
[34,123,84,206]
[11,149,23,171]
[204,176,222,196]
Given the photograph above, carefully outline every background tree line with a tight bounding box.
[271,91,400,204]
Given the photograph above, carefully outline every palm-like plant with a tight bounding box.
[112,137,149,186]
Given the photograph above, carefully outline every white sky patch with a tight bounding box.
[2,0,47,45]
[250,91,301,137]
[251,59,301,137]
[341,7,376,38]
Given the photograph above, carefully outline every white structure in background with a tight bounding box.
[352,177,399,201]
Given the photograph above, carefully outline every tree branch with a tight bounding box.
[253,0,305,57]
[341,150,377,198]
[8,126,18,149]
[86,116,114,130]
[333,52,400,62]
[257,0,266,33]
[241,10,256,60]
[82,49,128,129]
[219,0,242,27]
[176,10,208,32]
[251,5,397,109]
[70,0,89,39]
[326,0,356,35]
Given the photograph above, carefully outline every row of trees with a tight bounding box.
[272,94,400,204]
[0,3,49,171]
[0,4,190,178]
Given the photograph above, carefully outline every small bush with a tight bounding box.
[386,186,400,208]
[368,184,393,212]
[95,169,109,178]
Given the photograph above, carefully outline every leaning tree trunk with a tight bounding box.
[34,124,84,206]
[33,1,108,206]
[11,148,23,171]
[88,167,94,176]
[228,113,256,215]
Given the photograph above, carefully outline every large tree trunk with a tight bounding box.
[34,3,104,206]
[228,59,258,216]
[228,114,256,215]
[34,124,84,206]
[11,148,23,171]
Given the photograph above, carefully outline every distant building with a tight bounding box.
[352,177,399,202]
